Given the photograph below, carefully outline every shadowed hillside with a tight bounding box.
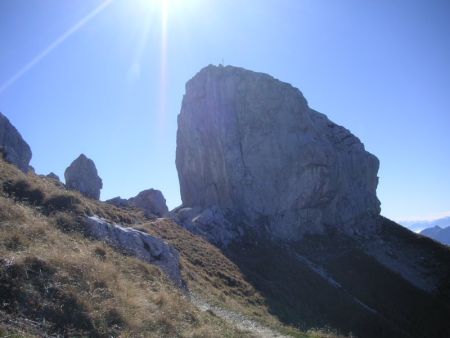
[225,224,450,338]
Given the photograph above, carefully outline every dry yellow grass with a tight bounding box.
[0,160,249,337]
[0,198,247,337]
[0,159,344,338]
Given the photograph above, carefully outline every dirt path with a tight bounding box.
[190,293,290,338]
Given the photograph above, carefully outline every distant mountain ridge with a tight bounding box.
[400,216,450,232]
[420,225,450,245]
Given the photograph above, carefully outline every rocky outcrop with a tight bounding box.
[176,65,380,242]
[106,189,169,218]
[175,206,244,247]
[64,154,102,200]
[0,112,32,172]
[129,189,169,217]
[106,196,130,208]
[84,216,182,287]
[46,172,60,181]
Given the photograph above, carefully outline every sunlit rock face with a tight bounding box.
[0,112,32,172]
[85,216,182,287]
[176,65,380,241]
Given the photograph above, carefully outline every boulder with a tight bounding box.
[64,154,102,200]
[0,112,32,172]
[84,216,182,287]
[176,65,380,241]
[128,189,169,217]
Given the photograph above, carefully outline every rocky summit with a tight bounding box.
[176,65,380,241]
[0,112,32,172]
[64,154,103,200]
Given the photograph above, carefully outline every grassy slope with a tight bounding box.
[1,159,337,337]
[0,160,251,337]
[8,155,441,338]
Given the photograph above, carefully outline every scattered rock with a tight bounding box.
[176,65,380,242]
[64,154,102,200]
[0,112,32,172]
[84,216,183,287]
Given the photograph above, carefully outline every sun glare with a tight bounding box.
[129,0,204,132]
[136,0,170,13]
[134,0,202,18]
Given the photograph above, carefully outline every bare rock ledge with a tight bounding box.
[84,216,183,287]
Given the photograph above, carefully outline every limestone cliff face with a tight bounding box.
[176,65,380,240]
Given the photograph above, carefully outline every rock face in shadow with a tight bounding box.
[84,216,182,287]
[64,154,102,200]
[0,112,32,172]
[176,65,380,241]
[106,189,169,218]
[174,206,244,247]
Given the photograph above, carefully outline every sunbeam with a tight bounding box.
[157,0,169,132]
[0,0,113,95]
[128,10,153,83]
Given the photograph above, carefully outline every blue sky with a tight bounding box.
[0,0,449,221]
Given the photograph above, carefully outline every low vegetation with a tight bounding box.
[0,159,343,337]
[0,160,247,337]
